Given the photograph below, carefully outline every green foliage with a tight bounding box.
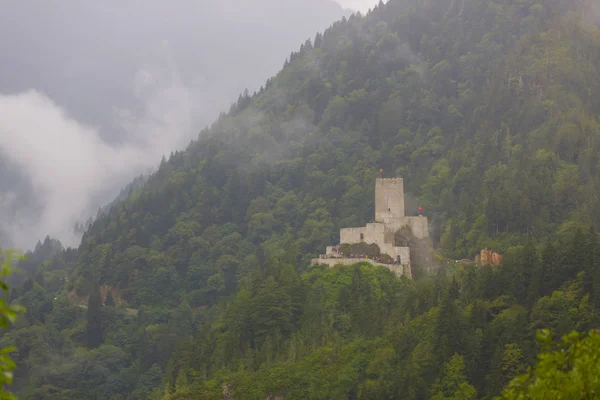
[0,250,25,399]
[86,284,103,349]
[7,227,600,399]
[500,329,600,399]
[4,0,600,398]
[431,354,477,400]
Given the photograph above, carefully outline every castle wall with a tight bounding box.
[388,262,412,280]
[406,216,429,239]
[379,243,401,259]
[340,224,390,247]
[376,245,410,264]
[311,258,411,279]
[365,223,386,246]
[318,177,427,281]
[399,247,410,266]
[385,216,429,239]
[339,223,410,264]
[375,178,405,222]
[340,227,367,244]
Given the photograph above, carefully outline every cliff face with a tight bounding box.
[480,248,503,266]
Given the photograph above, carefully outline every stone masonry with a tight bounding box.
[312,178,429,279]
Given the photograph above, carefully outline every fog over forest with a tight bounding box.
[0,0,369,250]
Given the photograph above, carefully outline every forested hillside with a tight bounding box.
[3,0,600,398]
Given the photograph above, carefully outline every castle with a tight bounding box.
[312,178,429,279]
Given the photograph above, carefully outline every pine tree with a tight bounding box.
[540,237,559,296]
[430,354,477,400]
[522,238,540,306]
[433,281,464,367]
[86,283,103,348]
[314,32,323,48]
[105,290,116,307]
[585,228,600,307]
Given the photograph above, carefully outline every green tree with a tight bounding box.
[500,329,600,399]
[0,250,25,400]
[431,353,477,400]
[105,290,116,307]
[86,283,103,349]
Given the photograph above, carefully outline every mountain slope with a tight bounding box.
[77,0,600,290]
[4,0,600,398]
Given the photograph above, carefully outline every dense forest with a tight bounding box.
[2,0,600,398]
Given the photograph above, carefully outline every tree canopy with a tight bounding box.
[2,0,600,398]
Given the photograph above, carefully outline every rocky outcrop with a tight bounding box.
[479,248,503,266]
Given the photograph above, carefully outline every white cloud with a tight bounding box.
[0,60,202,250]
[0,0,352,251]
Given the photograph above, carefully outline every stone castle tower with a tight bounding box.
[312,177,429,279]
[375,178,405,222]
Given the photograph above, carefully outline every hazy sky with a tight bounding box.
[338,0,379,12]
[0,0,350,250]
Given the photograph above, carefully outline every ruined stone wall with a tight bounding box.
[375,178,405,222]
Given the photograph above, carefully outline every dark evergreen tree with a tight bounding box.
[105,290,115,307]
[540,237,560,296]
[86,283,103,348]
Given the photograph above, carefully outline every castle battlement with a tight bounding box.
[375,178,403,185]
[312,177,428,279]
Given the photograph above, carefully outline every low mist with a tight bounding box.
[0,0,354,250]
[0,68,197,249]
